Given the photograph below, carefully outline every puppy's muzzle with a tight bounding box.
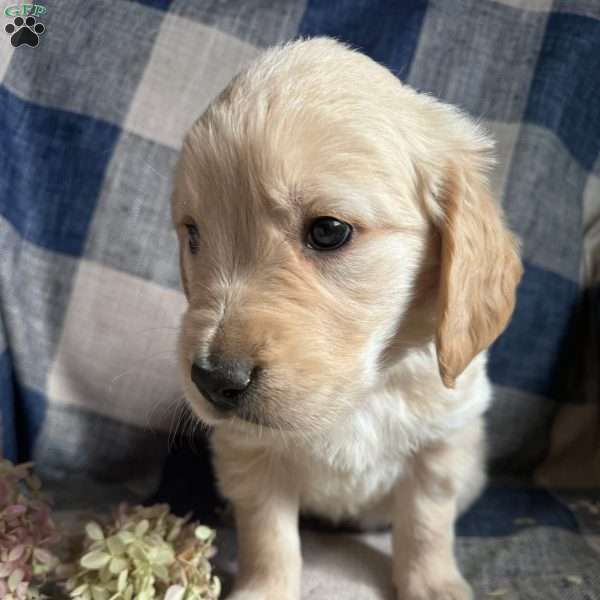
[191,356,256,412]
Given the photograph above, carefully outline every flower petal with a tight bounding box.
[33,547,54,565]
[117,569,128,593]
[134,520,149,537]
[86,522,105,541]
[71,584,90,596]
[8,545,26,562]
[164,585,186,600]
[116,532,135,545]
[108,557,128,575]
[91,585,110,600]
[106,535,125,556]
[8,568,24,592]
[80,551,111,570]
[194,526,213,541]
[4,505,27,517]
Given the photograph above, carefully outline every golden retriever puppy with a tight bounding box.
[171,37,523,600]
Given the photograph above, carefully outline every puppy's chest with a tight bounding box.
[291,398,418,523]
[297,448,404,525]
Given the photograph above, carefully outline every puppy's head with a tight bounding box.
[171,38,522,434]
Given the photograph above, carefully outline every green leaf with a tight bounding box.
[80,551,111,570]
[86,522,105,541]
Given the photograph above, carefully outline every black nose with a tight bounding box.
[191,357,255,411]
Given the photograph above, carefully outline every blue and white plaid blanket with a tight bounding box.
[1,1,599,598]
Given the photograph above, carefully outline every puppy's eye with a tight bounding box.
[185,223,200,254]
[306,217,352,251]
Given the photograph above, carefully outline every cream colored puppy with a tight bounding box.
[171,38,523,600]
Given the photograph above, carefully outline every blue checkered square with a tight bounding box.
[525,12,600,170]
[0,86,120,256]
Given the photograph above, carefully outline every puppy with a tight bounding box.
[171,37,523,600]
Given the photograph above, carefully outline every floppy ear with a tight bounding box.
[435,160,523,388]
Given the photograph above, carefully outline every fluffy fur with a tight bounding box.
[171,37,523,600]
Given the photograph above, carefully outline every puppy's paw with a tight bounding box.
[397,575,473,600]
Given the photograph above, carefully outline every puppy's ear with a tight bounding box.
[435,158,523,388]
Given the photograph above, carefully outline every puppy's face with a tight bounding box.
[174,129,431,433]
[171,39,522,435]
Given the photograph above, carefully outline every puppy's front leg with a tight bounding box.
[393,421,484,600]
[229,493,301,600]
[214,441,301,600]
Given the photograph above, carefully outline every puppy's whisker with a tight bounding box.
[108,351,178,392]
[182,408,198,449]
[166,397,188,451]
[146,392,182,433]
[188,414,206,449]
[182,407,209,450]
[276,422,291,453]
[189,278,215,295]
[174,399,207,453]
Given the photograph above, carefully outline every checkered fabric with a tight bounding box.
[1,1,599,598]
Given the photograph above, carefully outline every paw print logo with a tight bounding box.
[5,16,45,48]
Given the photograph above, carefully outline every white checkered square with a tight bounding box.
[0,34,14,83]
[48,261,187,430]
[2,1,163,126]
[125,15,260,149]
[409,0,548,122]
